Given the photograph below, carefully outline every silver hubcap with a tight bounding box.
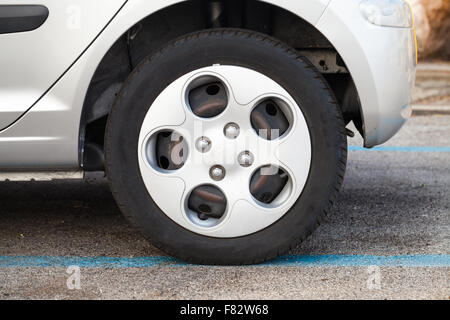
[138,65,312,238]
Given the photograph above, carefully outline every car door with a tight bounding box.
[0,0,127,129]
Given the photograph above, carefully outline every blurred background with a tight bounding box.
[407,0,449,109]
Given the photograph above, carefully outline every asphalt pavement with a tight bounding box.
[0,113,449,300]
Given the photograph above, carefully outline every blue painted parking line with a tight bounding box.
[266,255,450,267]
[0,256,181,268]
[0,255,449,268]
[349,146,450,152]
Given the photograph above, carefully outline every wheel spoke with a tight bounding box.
[275,110,312,193]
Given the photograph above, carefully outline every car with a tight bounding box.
[0,0,417,265]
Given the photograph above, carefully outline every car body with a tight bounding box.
[0,0,416,171]
[0,0,417,264]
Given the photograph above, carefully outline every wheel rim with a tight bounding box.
[138,65,312,238]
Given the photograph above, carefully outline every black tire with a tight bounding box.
[105,29,347,265]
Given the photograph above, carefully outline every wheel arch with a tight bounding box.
[79,0,363,171]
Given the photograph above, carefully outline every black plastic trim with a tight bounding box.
[0,5,49,34]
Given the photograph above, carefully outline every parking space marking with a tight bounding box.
[266,255,450,267]
[0,255,449,268]
[349,146,450,152]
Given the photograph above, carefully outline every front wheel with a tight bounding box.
[105,29,347,265]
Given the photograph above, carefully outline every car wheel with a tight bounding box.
[105,29,347,265]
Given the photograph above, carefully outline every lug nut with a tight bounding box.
[209,165,226,181]
[196,136,211,153]
[238,151,254,167]
[224,123,240,139]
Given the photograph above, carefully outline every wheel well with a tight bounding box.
[81,0,362,171]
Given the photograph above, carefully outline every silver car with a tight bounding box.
[0,0,417,264]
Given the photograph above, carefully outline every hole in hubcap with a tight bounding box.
[187,76,228,118]
[187,185,227,222]
[251,99,290,140]
[250,166,289,205]
[146,130,188,171]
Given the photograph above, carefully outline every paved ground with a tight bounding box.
[413,62,450,106]
[0,112,448,300]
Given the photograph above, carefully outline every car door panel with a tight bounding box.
[0,0,126,129]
